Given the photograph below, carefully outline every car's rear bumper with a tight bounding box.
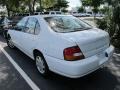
[44,45,114,78]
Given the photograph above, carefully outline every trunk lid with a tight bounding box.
[60,28,110,58]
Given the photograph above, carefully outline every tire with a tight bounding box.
[7,36,15,49]
[3,30,8,39]
[3,32,5,38]
[35,53,49,76]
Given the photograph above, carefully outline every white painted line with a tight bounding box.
[0,45,40,90]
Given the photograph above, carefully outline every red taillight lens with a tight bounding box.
[64,46,85,61]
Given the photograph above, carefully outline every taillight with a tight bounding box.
[63,46,85,61]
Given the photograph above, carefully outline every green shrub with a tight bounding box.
[96,18,107,30]
[96,3,120,48]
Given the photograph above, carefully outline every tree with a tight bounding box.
[21,0,38,14]
[0,0,69,16]
[37,0,69,11]
[104,0,112,6]
[43,0,55,9]
[53,0,69,11]
[81,0,91,12]
[81,0,91,7]
[99,7,109,14]
[0,0,20,16]
[81,0,103,18]
[110,1,120,47]
[78,6,84,13]
[97,0,120,48]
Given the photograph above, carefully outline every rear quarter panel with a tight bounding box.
[34,16,76,60]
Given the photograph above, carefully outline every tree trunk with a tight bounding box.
[39,0,42,12]
[6,4,10,17]
[94,13,96,20]
[28,1,33,15]
[83,6,86,13]
[7,8,10,17]
[32,0,36,13]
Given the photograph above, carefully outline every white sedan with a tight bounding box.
[7,15,114,78]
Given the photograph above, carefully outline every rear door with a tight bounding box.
[19,17,40,57]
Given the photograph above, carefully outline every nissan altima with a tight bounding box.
[7,15,114,78]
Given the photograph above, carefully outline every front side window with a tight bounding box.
[17,17,28,27]
[44,16,92,33]
[15,17,28,31]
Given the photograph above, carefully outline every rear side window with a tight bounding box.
[35,21,40,35]
[25,18,36,34]
[25,17,40,35]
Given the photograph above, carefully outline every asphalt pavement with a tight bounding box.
[0,44,32,90]
[0,35,120,90]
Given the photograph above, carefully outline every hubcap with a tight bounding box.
[36,56,45,74]
[8,39,14,48]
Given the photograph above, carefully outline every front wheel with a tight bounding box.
[7,37,15,49]
[35,53,49,76]
[3,30,8,39]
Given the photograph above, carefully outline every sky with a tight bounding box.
[67,0,82,10]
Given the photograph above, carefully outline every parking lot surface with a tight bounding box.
[0,46,32,90]
[0,35,120,90]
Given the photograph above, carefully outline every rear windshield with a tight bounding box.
[44,16,92,33]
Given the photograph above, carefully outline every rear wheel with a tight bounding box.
[7,36,15,49]
[35,53,49,76]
